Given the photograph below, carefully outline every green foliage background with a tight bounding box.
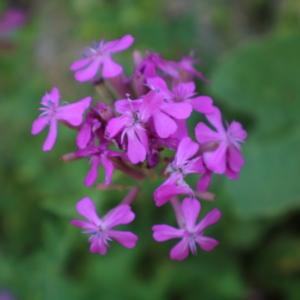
[0,0,300,299]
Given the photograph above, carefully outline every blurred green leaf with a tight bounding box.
[210,34,300,137]
[225,130,300,218]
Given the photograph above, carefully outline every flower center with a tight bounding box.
[183,230,197,254]
[39,100,57,119]
[88,226,111,245]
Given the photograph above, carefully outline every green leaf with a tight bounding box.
[210,34,300,137]
[226,130,300,219]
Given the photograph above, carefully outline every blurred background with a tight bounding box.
[0,0,300,299]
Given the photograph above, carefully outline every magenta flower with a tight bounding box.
[73,145,117,187]
[31,87,91,151]
[71,197,138,255]
[167,137,204,177]
[172,81,215,114]
[176,56,206,82]
[135,52,178,78]
[76,117,101,150]
[71,34,134,82]
[153,198,221,261]
[106,98,149,164]
[154,173,193,207]
[154,137,204,206]
[195,108,247,178]
[144,77,192,138]
[76,102,113,149]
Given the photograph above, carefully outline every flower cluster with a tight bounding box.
[31,34,247,260]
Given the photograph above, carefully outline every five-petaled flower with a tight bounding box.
[31,87,91,151]
[153,198,221,261]
[154,137,204,206]
[105,97,149,164]
[195,108,247,178]
[72,144,118,187]
[71,34,134,82]
[71,197,138,255]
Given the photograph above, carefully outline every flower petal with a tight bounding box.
[196,236,219,251]
[153,111,177,138]
[101,154,114,185]
[41,87,60,106]
[170,120,188,141]
[89,236,108,255]
[70,219,97,231]
[203,142,227,174]
[126,128,147,164]
[146,77,172,100]
[31,116,49,135]
[75,197,101,225]
[196,208,221,232]
[108,230,138,248]
[103,204,135,229]
[195,122,219,144]
[181,198,201,230]
[185,157,204,174]
[170,238,189,261]
[175,137,199,166]
[154,182,192,207]
[106,116,128,138]
[173,81,195,99]
[57,96,91,126]
[225,168,239,180]
[102,57,123,78]
[76,122,92,149]
[152,224,184,242]
[161,102,192,119]
[228,121,247,141]
[206,108,225,133]
[228,145,244,173]
[197,171,212,192]
[70,58,91,71]
[191,96,215,114]
[84,155,100,187]
[115,98,144,114]
[74,58,102,82]
[104,34,134,53]
[42,119,57,151]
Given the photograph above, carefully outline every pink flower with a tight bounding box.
[152,198,221,261]
[195,108,247,178]
[144,77,192,138]
[172,81,215,114]
[154,137,204,206]
[31,87,91,151]
[176,56,206,82]
[154,173,193,207]
[135,52,178,78]
[167,137,204,177]
[71,197,138,255]
[76,117,101,150]
[105,97,149,164]
[73,145,117,187]
[71,34,134,82]
[76,102,113,149]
